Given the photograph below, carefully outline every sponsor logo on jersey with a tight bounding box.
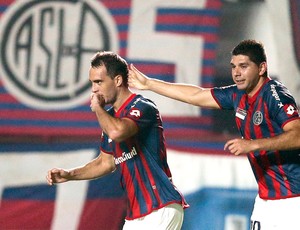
[284,104,297,116]
[270,84,284,108]
[236,107,247,120]
[0,0,118,110]
[270,84,280,101]
[114,147,138,165]
[129,109,141,118]
[253,111,263,125]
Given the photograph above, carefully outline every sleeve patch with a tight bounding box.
[284,104,298,116]
[128,108,142,118]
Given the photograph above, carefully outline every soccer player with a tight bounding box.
[128,39,300,230]
[46,51,188,230]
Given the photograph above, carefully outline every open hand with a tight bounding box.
[128,64,149,90]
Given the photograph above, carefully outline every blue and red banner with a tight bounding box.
[0,0,222,151]
[0,1,262,230]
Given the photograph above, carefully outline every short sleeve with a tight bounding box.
[211,84,237,110]
[125,98,157,130]
[266,82,300,127]
[100,132,114,155]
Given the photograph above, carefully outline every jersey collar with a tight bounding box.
[115,93,137,116]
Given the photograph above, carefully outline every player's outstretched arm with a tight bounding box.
[128,64,219,108]
[46,152,116,185]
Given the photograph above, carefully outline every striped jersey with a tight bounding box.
[101,94,188,220]
[212,77,300,199]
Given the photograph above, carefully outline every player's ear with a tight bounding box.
[259,62,267,76]
[114,75,123,87]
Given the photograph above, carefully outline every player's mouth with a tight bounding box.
[235,79,245,85]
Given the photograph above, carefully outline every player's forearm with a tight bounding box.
[68,158,115,181]
[252,129,300,152]
[146,78,219,108]
[94,106,132,142]
[94,106,118,135]
[147,78,203,105]
[68,166,98,181]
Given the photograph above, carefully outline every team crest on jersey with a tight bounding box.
[253,111,263,125]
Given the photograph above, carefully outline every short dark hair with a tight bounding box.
[90,51,129,86]
[231,39,267,76]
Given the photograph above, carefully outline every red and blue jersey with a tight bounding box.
[101,94,188,220]
[212,77,300,200]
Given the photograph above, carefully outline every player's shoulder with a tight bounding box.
[131,94,157,109]
[213,84,239,96]
[262,78,297,107]
[215,84,237,91]
[125,94,159,118]
[265,78,284,87]
[263,78,291,97]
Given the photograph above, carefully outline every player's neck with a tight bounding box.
[113,88,133,111]
[247,76,267,97]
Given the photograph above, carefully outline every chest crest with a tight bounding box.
[253,111,263,125]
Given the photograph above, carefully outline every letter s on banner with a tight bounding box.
[127,0,207,116]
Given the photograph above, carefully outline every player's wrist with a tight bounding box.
[250,139,260,152]
[146,78,157,90]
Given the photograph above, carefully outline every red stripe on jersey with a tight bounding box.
[138,150,162,205]
[116,94,136,116]
[116,143,141,218]
[133,163,153,212]
[263,102,292,197]
[249,152,269,197]
[244,103,252,140]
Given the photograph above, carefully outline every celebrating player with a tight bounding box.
[128,39,300,230]
[46,51,188,230]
